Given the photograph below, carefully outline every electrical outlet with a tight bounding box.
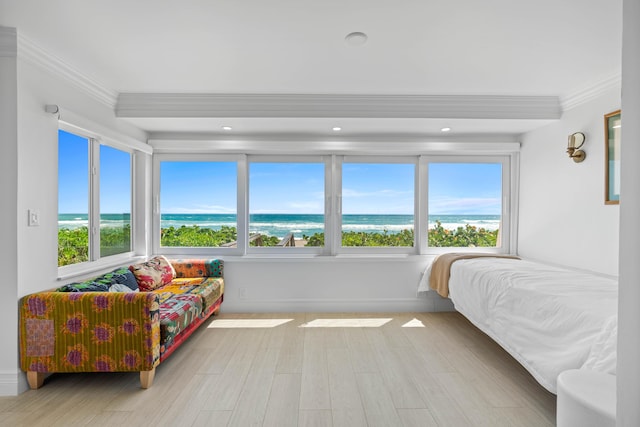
[238,288,247,299]
[28,209,40,227]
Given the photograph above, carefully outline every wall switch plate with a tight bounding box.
[28,209,40,226]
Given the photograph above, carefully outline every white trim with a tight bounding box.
[337,156,418,255]
[17,34,118,108]
[149,139,520,155]
[53,106,151,154]
[0,372,20,396]
[246,155,327,256]
[117,93,562,120]
[220,297,454,314]
[152,154,245,256]
[420,155,513,254]
[561,71,622,111]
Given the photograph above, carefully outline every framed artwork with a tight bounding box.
[605,110,621,204]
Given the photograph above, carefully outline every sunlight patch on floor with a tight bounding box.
[401,318,426,327]
[300,318,392,328]
[207,318,293,328]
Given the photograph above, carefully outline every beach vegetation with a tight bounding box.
[428,220,498,247]
[59,220,499,265]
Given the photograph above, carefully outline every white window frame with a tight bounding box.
[150,146,518,258]
[57,122,135,278]
[419,154,515,255]
[246,155,329,256]
[153,154,246,256]
[335,155,418,255]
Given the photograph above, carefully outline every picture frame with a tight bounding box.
[605,109,621,204]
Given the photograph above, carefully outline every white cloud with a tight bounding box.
[429,197,501,214]
[165,204,236,214]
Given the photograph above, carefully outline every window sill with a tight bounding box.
[57,253,145,281]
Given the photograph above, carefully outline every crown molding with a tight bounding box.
[561,71,622,111]
[0,27,17,57]
[149,138,520,156]
[117,93,562,121]
[16,33,118,108]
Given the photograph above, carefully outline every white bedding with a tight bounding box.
[446,258,618,394]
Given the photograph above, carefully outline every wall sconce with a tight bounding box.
[567,132,586,163]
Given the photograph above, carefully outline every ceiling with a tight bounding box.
[1,0,623,139]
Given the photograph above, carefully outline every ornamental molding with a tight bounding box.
[560,71,622,111]
[6,27,622,119]
[16,33,118,108]
[117,93,563,121]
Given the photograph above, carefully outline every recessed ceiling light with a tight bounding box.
[345,32,368,46]
[441,127,451,132]
[222,126,232,131]
[332,127,342,131]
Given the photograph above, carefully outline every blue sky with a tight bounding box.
[428,162,502,215]
[60,129,501,216]
[58,130,131,214]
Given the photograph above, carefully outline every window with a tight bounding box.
[58,128,133,268]
[426,159,506,249]
[100,145,131,257]
[248,159,325,251]
[153,151,515,255]
[159,160,238,248]
[340,159,415,249]
[58,130,90,266]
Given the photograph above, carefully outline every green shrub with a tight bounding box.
[58,221,499,266]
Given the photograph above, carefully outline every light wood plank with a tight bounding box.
[365,329,426,409]
[332,409,368,427]
[356,372,402,427]
[193,410,232,427]
[2,312,556,427]
[226,346,280,426]
[397,408,439,427]
[300,409,333,427]
[299,329,331,410]
[263,373,301,427]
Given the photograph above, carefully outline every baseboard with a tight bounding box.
[0,371,22,396]
[220,297,454,313]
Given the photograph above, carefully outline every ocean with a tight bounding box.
[58,213,500,238]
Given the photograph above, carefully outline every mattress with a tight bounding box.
[447,257,618,394]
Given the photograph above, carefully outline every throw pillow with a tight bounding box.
[129,255,176,291]
[103,267,139,291]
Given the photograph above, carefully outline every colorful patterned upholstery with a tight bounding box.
[19,259,224,386]
[156,277,224,311]
[157,294,202,354]
[172,259,223,278]
[20,292,160,373]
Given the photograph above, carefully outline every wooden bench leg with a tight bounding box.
[27,371,45,389]
[140,368,156,389]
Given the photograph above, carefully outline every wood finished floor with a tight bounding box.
[0,312,556,427]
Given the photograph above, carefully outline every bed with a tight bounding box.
[418,255,618,394]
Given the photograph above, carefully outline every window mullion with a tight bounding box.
[417,156,428,254]
[237,155,248,254]
[89,138,101,261]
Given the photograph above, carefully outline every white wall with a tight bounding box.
[518,89,621,275]
[0,29,148,394]
[0,27,19,396]
[221,257,452,313]
[617,0,640,424]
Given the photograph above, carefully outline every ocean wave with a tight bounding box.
[342,223,414,231]
[430,221,500,231]
[250,222,323,230]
